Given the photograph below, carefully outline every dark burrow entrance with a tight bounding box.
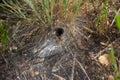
[55,28,64,37]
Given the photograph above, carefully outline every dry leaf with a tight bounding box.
[98,54,112,66]
[108,75,114,80]
[29,70,35,77]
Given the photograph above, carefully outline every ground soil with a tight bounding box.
[0,0,120,80]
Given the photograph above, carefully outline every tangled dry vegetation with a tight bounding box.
[0,0,120,80]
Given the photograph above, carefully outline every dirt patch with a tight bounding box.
[0,16,115,80]
[0,0,120,80]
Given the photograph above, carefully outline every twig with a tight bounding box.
[52,73,65,80]
[75,59,91,80]
[1,54,8,67]
[92,44,112,60]
[92,38,120,59]
[70,53,76,80]
[110,8,120,27]
[21,71,27,80]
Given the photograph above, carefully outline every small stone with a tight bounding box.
[35,71,39,75]
[98,54,112,66]
[52,65,60,72]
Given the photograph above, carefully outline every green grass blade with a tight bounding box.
[0,21,9,54]
[24,0,39,17]
[63,0,68,11]
[115,14,120,31]
[73,0,81,13]
[109,46,118,71]
[1,0,26,18]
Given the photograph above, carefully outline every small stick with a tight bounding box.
[70,53,76,80]
[92,38,120,59]
[76,59,91,80]
[110,8,120,27]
